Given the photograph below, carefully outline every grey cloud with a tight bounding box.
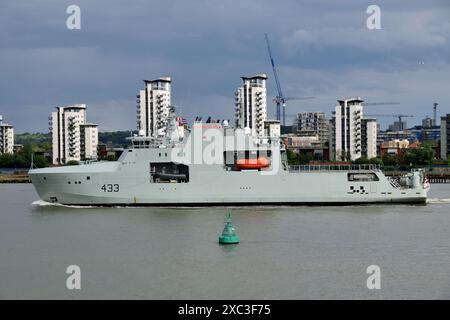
[0,0,449,132]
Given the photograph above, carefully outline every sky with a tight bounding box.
[0,0,449,133]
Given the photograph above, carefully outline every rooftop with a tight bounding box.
[241,73,268,80]
[59,104,86,110]
[144,77,171,83]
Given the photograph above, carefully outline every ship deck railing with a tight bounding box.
[288,164,381,172]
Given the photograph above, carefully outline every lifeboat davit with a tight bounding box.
[235,157,270,170]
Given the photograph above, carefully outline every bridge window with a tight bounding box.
[347,173,379,182]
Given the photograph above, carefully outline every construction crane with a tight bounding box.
[281,101,400,123]
[365,114,414,130]
[362,102,400,106]
[264,33,314,126]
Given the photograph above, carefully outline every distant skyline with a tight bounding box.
[1,0,449,133]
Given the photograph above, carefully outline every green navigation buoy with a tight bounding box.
[219,211,240,244]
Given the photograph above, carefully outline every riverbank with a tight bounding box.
[0,171,30,183]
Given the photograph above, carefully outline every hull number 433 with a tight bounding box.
[101,184,119,192]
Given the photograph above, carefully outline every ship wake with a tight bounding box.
[31,200,94,208]
[427,198,450,204]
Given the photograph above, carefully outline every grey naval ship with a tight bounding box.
[29,108,429,206]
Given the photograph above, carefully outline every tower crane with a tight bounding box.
[282,101,401,122]
[362,102,400,106]
[264,33,314,126]
[365,114,414,131]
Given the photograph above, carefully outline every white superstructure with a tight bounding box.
[50,104,98,164]
[137,77,172,137]
[0,115,14,155]
[235,74,268,136]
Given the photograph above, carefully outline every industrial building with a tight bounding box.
[137,77,172,137]
[234,74,268,136]
[0,115,14,155]
[283,134,329,161]
[422,116,434,128]
[50,104,98,164]
[292,112,329,144]
[388,120,407,132]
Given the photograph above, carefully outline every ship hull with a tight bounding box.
[29,161,428,206]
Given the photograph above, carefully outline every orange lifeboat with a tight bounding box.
[235,157,270,170]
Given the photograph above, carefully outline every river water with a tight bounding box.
[0,183,449,299]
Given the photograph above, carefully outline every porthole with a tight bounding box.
[87,176,90,180]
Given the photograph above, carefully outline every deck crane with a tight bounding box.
[264,33,314,126]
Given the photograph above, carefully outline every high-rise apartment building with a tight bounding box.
[137,77,171,137]
[80,123,99,160]
[234,74,268,136]
[50,104,98,164]
[441,114,450,160]
[0,115,14,155]
[361,118,377,159]
[330,98,377,161]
